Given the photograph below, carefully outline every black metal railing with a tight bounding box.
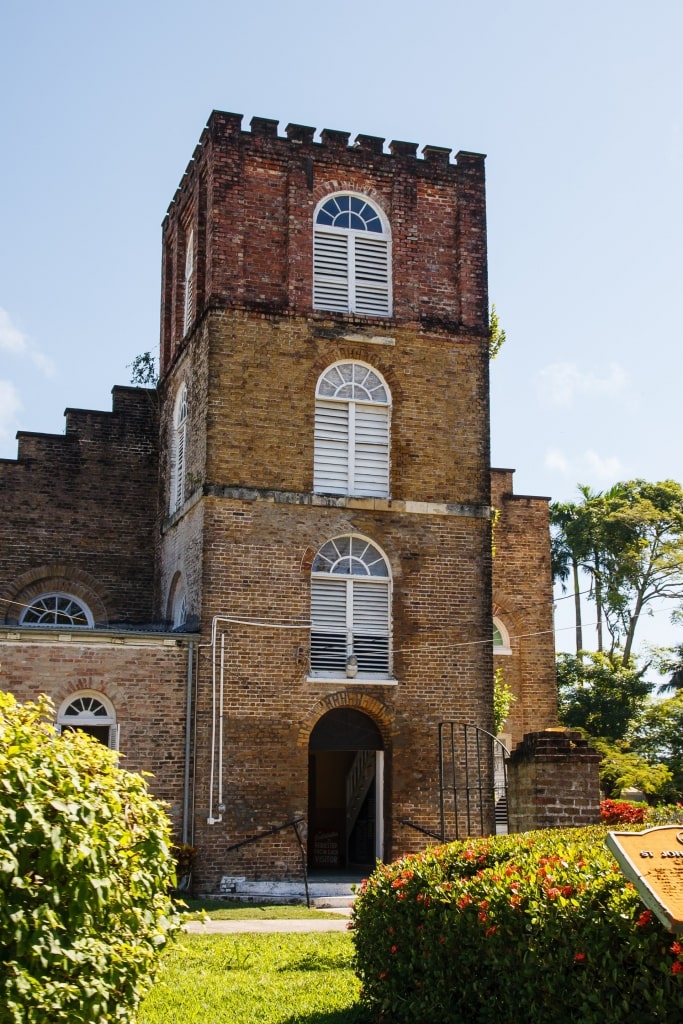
[223,816,310,907]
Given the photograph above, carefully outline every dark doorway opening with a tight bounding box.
[308,708,384,873]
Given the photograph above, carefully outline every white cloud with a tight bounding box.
[544,447,625,483]
[0,308,28,355]
[0,307,54,377]
[0,380,22,441]
[535,361,629,409]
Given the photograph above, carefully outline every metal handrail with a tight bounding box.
[224,816,310,907]
[398,819,443,842]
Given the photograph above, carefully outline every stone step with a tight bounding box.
[215,876,359,904]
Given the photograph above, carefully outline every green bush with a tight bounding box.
[352,826,683,1024]
[0,692,180,1024]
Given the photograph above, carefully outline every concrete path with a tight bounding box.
[184,915,351,934]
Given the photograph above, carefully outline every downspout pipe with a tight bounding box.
[182,640,194,846]
[204,615,311,826]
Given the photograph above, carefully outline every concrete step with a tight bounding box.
[215,876,359,904]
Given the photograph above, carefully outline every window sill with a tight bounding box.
[306,676,398,686]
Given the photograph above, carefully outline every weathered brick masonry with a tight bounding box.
[0,111,562,889]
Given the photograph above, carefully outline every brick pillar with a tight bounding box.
[507,730,601,833]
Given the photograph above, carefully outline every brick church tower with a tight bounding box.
[0,110,559,893]
[158,111,501,884]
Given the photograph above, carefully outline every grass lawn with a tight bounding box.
[179,898,347,921]
[139,932,371,1024]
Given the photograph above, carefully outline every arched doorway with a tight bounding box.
[308,708,384,873]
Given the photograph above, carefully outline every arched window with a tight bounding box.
[19,592,93,628]
[493,617,512,655]
[310,535,391,679]
[183,229,195,336]
[58,691,117,748]
[314,362,390,497]
[170,383,188,513]
[313,193,391,316]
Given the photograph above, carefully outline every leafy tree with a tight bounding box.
[0,691,179,1024]
[551,480,683,665]
[556,651,652,743]
[631,691,683,800]
[590,736,672,800]
[128,350,158,387]
[653,641,683,694]
[488,304,506,360]
[550,501,586,653]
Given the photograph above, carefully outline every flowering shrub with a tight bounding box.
[600,798,646,825]
[352,826,683,1024]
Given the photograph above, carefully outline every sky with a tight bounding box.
[1,0,682,663]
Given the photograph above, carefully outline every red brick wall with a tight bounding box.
[0,638,191,833]
[0,387,159,627]
[491,469,558,746]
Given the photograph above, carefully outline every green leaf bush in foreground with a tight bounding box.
[352,826,683,1024]
[0,692,180,1024]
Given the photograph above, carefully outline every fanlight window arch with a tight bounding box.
[493,616,512,655]
[314,361,391,497]
[58,692,117,748]
[19,592,93,628]
[313,193,392,317]
[310,535,391,679]
[170,383,188,513]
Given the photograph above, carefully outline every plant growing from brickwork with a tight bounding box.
[128,350,159,387]
[352,825,683,1024]
[488,305,506,360]
[492,668,515,735]
[0,691,180,1024]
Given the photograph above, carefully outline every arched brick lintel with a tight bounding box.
[297,689,396,749]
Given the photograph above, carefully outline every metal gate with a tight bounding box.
[438,723,510,841]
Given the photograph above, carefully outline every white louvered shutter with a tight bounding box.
[310,578,347,673]
[353,403,390,496]
[314,401,349,493]
[352,582,390,674]
[183,232,195,335]
[313,231,349,312]
[174,422,186,510]
[353,236,390,316]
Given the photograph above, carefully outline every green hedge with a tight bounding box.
[352,826,683,1023]
[0,692,180,1024]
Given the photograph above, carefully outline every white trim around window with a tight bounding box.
[314,361,391,498]
[310,535,392,681]
[313,193,392,317]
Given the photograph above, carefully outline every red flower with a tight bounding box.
[379,971,388,980]
[478,910,488,922]
[561,885,574,897]
[546,887,561,900]
[457,895,472,910]
[573,952,586,963]
[671,941,682,955]
[391,945,398,954]
[672,961,683,976]
[485,925,497,937]
[636,910,652,927]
